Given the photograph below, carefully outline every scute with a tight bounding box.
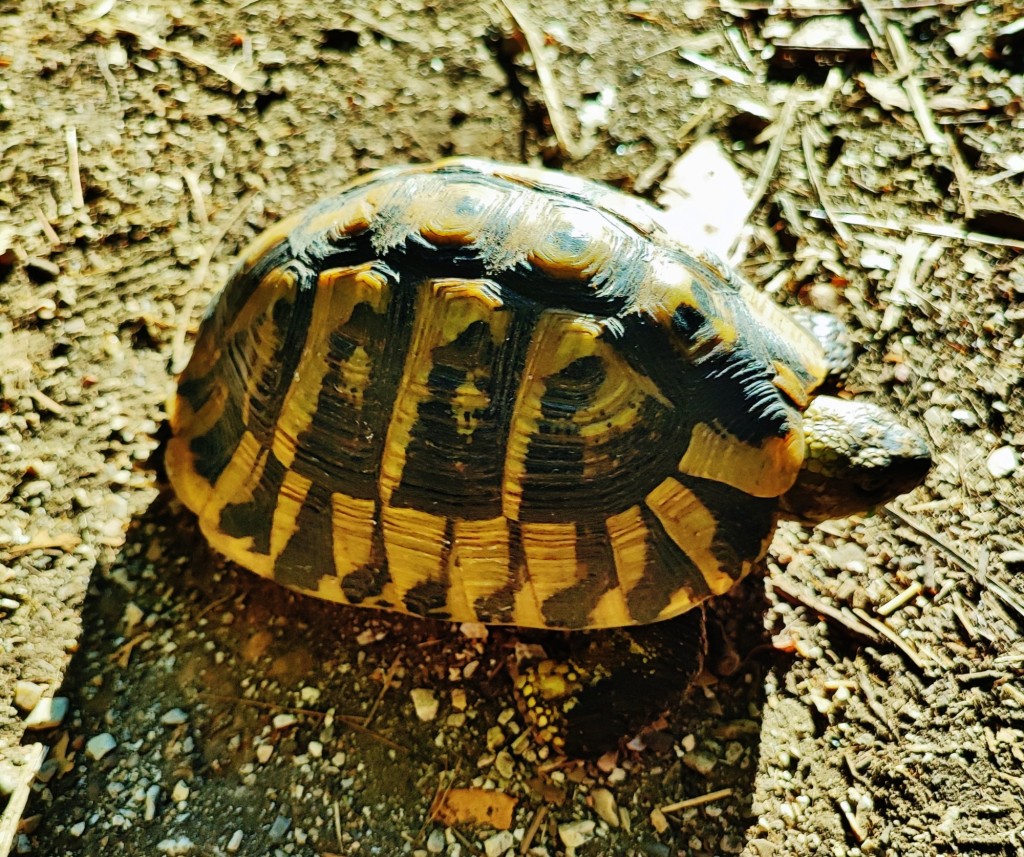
[167,158,828,630]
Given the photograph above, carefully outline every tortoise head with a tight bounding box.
[780,395,932,523]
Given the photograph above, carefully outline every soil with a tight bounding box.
[2,1,1024,856]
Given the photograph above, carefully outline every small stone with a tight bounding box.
[85,733,117,760]
[226,830,244,853]
[145,784,160,821]
[308,740,323,758]
[682,749,718,776]
[987,446,1018,478]
[426,828,446,853]
[70,822,86,837]
[410,688,439,721]
[171,780,189,802]
[256,744,274,764]
[268,815,291,842]
[272,713,297,730]
[156,836,195,855]
[122,601,144,634]
[483,829,514,857]
[14,681,44,713]
[650,808,669,833]
[494,749,515,779]
[591,788,619,827]
[558,820,595,852]
[161,708,188,725]
[24,697,69,730]
[451,689,467,710]
[486,725,504,751]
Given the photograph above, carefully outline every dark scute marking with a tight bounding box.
[218,451,289,555]
[560,609,706,756]
[473,519,523,624]
[518,356,683,523]
[676,473,777,580]
[177,374,215,417]
[671,303,710,345]
[620,314,792,452]
[625,506,712,624]
[340,520,390,604]
[539,521,618,629]
[548,226,592,262]
[403,580,450,619]
[188,388,245,486]
[392,320,505,517]
[185,259,314,486]
[288,278,415,501]
[275,481,334,590]
[701,348,792,440]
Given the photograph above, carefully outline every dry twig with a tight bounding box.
[93,20,264,92]
[661,787,733,813]
[0,744,47,857]
[769,576,882,644]
[66,126,84,210]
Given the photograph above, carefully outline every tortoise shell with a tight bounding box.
[166,158,829,630]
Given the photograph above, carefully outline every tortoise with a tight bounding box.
[166,157,931,749]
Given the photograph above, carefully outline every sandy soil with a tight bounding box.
[2,1,1024,856]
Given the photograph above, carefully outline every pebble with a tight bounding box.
[268,815,291,842]
[24,697,68,730]
[156,836,195,855]
[226,830,244,853]
[483,830,514,857]
[486,726,505,751]
[682,749,718,776]
[558,820,595,853]
[987,445,1018,478]
[272,713,297,730]
[145,784,160,821]
[161,708,188,725]
[426,828,446,853]
[85,733,117,761]
[591,788,619,826]
[411,688,439,721]
[171,780,190,802]
[308,740,323,758]
[493,749,515,779]
[69,822,86,837]
[13,681,44,713]
[256,744,274,764]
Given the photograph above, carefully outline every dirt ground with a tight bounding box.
[2,1,1024,855]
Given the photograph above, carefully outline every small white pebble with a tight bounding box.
[483,830,515,857]
[144,784,160,821]
[272,713,297,730]
[256,744,274,764]
[226,830,244,853]
[171,780,189,802]
[410,688,439,721]
[85,733,117,761]
[161,708,188,726]
[591,788,619,827]
[308,741,323,759]
[987,445,1018,478]
[558,820,596,850]
[24,697,69,730]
